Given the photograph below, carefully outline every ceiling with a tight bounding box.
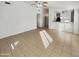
[21,1,79,10]
[48,1,79,10]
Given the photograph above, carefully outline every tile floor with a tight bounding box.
[0,28,79,57]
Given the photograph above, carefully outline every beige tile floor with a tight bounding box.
[0,28,79,57]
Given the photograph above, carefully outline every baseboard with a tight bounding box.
[0,27,37,39]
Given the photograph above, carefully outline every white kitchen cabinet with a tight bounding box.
[49,22,73,33]
[64,23,73,32]
[51,22,59,30]
[50,22,65,31]
[58,23,65,31]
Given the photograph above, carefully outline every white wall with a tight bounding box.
[49,8,56,29]
[74,9,79,34]
[48,1,79,10]
[37,7,44,27]
[0,1,37,39]
[37,2,44,27]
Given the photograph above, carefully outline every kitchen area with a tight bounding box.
[49,9,74,33]
[49,8,79,35]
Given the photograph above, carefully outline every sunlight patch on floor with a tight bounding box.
[39,30,53,48]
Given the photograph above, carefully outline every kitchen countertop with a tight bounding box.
[52,21,73,23]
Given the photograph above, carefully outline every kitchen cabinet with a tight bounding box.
[50,22,73,33]
[64,23,73,32]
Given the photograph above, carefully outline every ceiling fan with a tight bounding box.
[30,1,42,8]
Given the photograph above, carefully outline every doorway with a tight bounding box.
[37,8,49,29]
[37,2,49,29]
[37,14,40,28]
[43,8,49,28]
